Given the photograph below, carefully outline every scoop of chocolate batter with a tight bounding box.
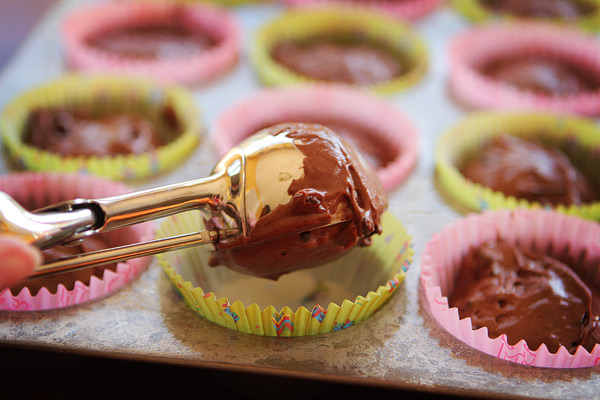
[208,123,388,280]
[271,35,406,85]
[449,240,600,354]
[481,56,600,96]
[461,134,599,206]
[480,0,597,20]
[24,108,169,157]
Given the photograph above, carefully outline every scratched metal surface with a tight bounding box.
[0,1,599,398]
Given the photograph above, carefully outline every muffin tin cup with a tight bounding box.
[283,0,443,21]
[212,84,419,192]
[0,73,202,181]
[420,208,600,368]
[156,211,412,337]
[0,172,155,311]
[448,22,600,117]
[61,1,240,86]
[451,0,600,32]
[435,111,600,220]
[250,7,428,95]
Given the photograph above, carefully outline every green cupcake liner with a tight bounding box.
[157,211,412,336]
[435,111,600,220]
[250,7,428,95]
[0,73,202,181]
[451,0,600,32]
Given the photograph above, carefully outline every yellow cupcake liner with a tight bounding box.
[435,111,600,221]
[451,0,600,32]
[157,211,412,336]
[0,74,202,181]
[250,7,428,95]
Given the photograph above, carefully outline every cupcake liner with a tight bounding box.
[451,0,600,32]
[211,84,419,192]
[0,172,155,311]
[0,73,202,181]
[283,0,443,21]
[420,208,600,368]
[435,111,600,220]
[250,7,428,95]
[157,211,412,336]
[448,22,600,117]
[61,2,240,86]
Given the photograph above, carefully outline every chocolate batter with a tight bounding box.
[480,0,597,20]
[24,108,174,157]
[271,36,406,85]
[481,56,600,96]
[209,123,388,280]
[86,24,215,60]
[449,240,600,354]
[461,135,599,206]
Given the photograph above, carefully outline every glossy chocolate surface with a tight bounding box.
[24,108,170,157]
[481,0,597,20]
[209,123,388,280]
[449,240,600,354]
[86,24,215,60]
[461,135,599,206]
[481,56,600,96]
[271,36,405,85]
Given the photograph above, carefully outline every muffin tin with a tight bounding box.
[1,0,599,398]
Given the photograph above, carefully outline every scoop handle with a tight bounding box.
[28,228,238,279]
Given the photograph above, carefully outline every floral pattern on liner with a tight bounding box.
[420,208,600,368]
[157,211,412,336]
[0,172,155,311]
[212,85,419,192]
[448,22,600,116]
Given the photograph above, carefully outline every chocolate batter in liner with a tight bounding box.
[23,106,181,158]
[449,239,600,354]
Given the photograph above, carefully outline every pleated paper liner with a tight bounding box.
[451,0,600,32]
[250,7,428,95]
[448,21,600,116]
[211,84,419,192]
[283,0,444,21]
[420,208,600,368]
[0,74,202,181]
[435,111,600,220]
[157,211,412,336]
[0,172,155,311]
[61,1,240,86]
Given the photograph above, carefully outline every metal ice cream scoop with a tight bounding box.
[0,127,348,278]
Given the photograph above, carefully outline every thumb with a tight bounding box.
[0,236,43,290]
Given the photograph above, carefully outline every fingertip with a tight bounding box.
[0,236,42,289]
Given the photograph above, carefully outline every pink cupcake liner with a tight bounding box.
[420,208,600,368]
[0,172,155,311]
[61,2,240,86]
[283,0,444,21]
[211,84,419,192]
[448,22,600,117]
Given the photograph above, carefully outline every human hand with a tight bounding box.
[0,236,42,289]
